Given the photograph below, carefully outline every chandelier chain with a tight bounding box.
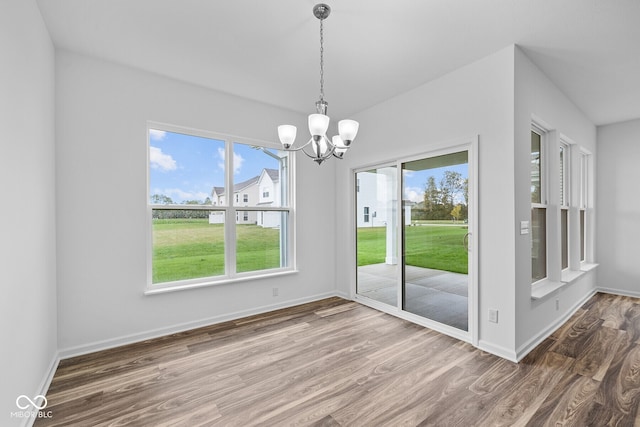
[319,17,324,102]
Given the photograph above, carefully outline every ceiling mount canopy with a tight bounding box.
[277,3,359,165]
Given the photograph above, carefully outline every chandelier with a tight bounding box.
[277,3,359,165]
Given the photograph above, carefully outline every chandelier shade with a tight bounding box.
[308,113,330,137]
[277,125,297,149]
[277,4,359,165]
[338,120,359,144]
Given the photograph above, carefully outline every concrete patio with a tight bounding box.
[357,263,468,331]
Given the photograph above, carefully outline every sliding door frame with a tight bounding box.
[353,135,478,346]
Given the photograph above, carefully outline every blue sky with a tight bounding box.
[150,128,468,205]
[403,163,468,203]
[149,129,278,203]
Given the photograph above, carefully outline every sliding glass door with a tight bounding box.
[355,141,476,340]
[402,152,469,331]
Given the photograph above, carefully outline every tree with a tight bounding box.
[423,176,439,212]
[150,194,174,204]
[422,171,468,220]
[462,178,469,206]
[440,171,464,208]
[450,204,463,221]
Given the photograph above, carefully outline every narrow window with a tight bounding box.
[364,206,370,223]
[531,129,547,283]
[579,151,589,263]
[560,143,570,270]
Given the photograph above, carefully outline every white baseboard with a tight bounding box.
[334,289,351,299]
[51,287,640,367]
[514,289,597,362]
[58,291,343,360]
[597,287,640,299]
[477,340,518,363]
[22,352,59,427]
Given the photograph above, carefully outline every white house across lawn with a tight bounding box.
[209,168,281,227]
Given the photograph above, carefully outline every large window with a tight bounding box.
[531,129,547,283]
[147,124,292,291]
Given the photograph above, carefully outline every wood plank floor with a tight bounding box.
[35,292,640,426]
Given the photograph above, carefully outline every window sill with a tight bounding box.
[561,269,584,284]
[531,279,565,300]
[531,264,597,301]
[144,269,298,296]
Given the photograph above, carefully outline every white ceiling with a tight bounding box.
[36,0,640,126]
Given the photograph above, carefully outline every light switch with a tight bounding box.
[520,221,529,235]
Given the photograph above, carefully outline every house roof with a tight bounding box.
[211,168,278,197]
[263,168,279,183]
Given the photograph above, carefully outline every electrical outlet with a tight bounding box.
[273,287,279,297]
[489,309,498,323]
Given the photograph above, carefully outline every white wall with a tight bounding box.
[0,0,57,424]
[336,46,517,357]
[514,47,597,356]
[597,119,640,296]
[55,51,337,353]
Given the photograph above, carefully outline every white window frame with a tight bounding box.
[559,140,570,272]
[531,124,548,285]
[145,122,296,295]
[579,149,590,266]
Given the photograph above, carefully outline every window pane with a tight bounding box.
[559,145,565,206]
[561,209,568,270]
[580,210,586,262]
[149,129,224,206]
[531,131,542,204]
[232,142,287,207]
[580,154,588,208]
[152,210,225,283]
[531,207,547,282]
[356,166,398,307]
[236,212,286,273]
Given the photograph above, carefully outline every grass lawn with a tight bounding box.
[357,224,468,274]
[152,219,280,284]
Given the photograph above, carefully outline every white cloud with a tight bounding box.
[217,147,245,175]
[404,186,424,203]
[149,129,167,141]
[149,146,177,171]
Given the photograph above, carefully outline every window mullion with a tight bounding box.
[226,141,236,277]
